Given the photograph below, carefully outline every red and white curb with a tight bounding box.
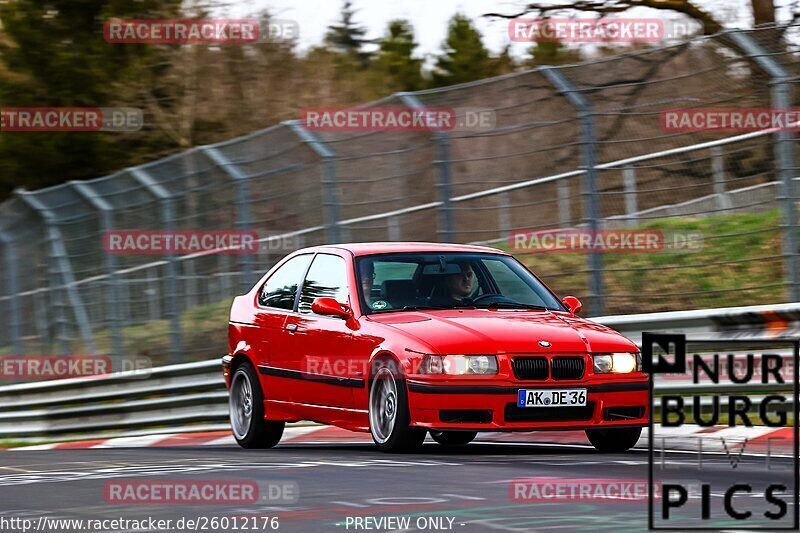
[6,424,793,454]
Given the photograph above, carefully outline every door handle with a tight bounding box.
[285,323,298,332]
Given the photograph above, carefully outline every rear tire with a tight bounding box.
[230,362,285,449]
[586,426,642,453]
[369,361,426,453]
[430,431,477,447]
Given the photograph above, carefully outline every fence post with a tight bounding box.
[129,168,183,361]
[542,67,605,315]
[711,147,732,211]
[284,121,341,244]
[69,181,124,362]
[498,191,512,240]
[148,266,160,321]
[16,189,98,354]
[397,93,455,242]
[729,31,799,302]
[387,216,401,241]
[623,167,638,227]
[201,146,256,291]
[557,179,571,227]
[0,231,23,354]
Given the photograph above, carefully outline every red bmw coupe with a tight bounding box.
[223,243,648,452]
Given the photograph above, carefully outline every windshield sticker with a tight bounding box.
[372,300,389,310]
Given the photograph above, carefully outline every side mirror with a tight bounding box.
[562,296,582,315]
[311,297,352,319]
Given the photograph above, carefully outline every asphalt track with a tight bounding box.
[0,436,795,533]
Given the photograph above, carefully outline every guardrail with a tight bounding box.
[1,302,797,443]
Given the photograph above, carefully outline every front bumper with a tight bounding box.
[407,379,649,431]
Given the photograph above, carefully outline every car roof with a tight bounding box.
[304,242,510,257]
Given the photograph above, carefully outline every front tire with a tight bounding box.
[369,363,426,453]
[586,426,642,453]
[430,431,477,447]
[230,362,284,449]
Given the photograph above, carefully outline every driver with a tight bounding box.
[433,262,475,306]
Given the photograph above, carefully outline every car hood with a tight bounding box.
[368,309,637,355]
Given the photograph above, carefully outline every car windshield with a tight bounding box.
[356,252,565,314]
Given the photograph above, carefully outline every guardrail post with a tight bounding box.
[284,121,341,244]
[16,189,98,355]
[70,181,124,362]
[0,231,23,354]
[711,147,732,211]
[201,146,257,291]
[729,31,799,302]
[397,93,455,242]
[623,167,638,227]
[542,67,605,315]
[129,168,183,361]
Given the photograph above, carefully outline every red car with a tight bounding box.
[223,243,648,453]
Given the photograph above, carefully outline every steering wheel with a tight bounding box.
[470,293,506,305]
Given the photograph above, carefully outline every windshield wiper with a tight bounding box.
[400,305,451,311]
[480,302,549,310]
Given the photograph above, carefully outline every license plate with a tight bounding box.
[517,388,587,407]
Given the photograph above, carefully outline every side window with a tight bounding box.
[258,254,313,310]
[298,254,349,315]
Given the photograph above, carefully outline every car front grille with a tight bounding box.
[512,356,586,380]
[511,357,548,380]
[551,357,585,380]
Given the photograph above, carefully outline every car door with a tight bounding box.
[253,253,313,403]
[283,252,362,409]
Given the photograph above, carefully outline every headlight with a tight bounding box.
[593,353,638,374]
[420,355,498,375]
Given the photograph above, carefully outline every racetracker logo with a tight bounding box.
[508,18,698,43]
[509,229,703,253]
[509,478,656,501]
[104,480,298,504]
[1,108,143,132]
[104,230,259,255]
[103,19,298,44]
[662,109,800,132]
[300,107,495,132]
[0,356,112,379]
